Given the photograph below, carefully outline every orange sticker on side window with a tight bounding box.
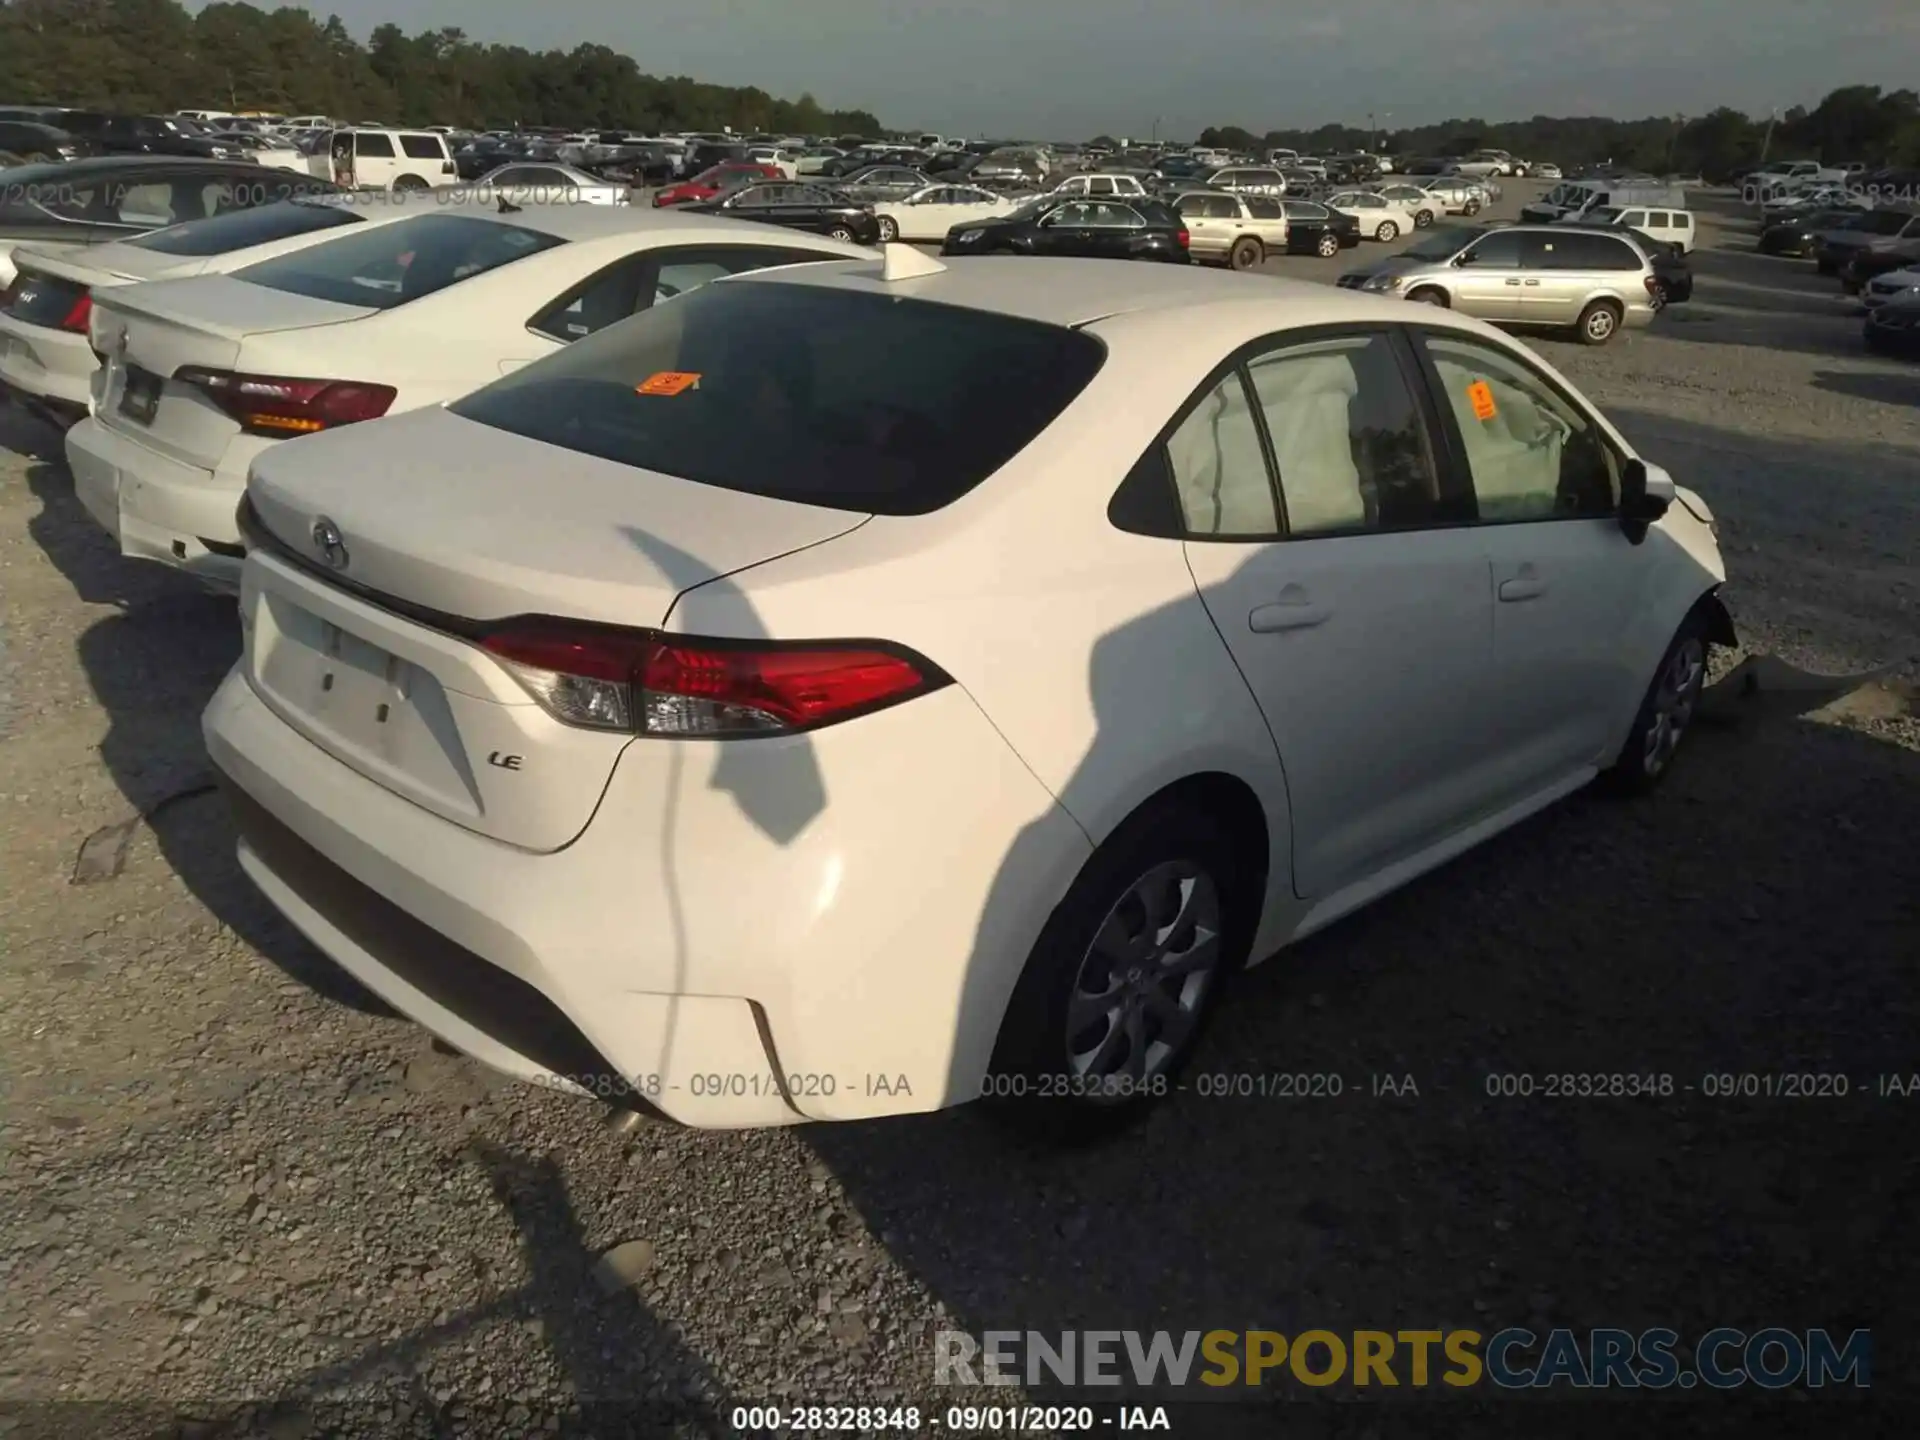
[1467,379,1497,420]
[636,371,700,396]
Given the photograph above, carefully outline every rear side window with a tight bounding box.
[355,133,396,158]
[235,213,564,310]
[1542,233,1640,270]
[451,281,1107,514]
[131,200,362,256]
[400,134,445,159]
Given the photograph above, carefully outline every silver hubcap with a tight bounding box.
[1379,224,1395,241]
[879,220,896,240]
[1587,309,1616,339]
[1643,638,1705,775]
[1066,862,1222,1095]
[1319,237,1336,255]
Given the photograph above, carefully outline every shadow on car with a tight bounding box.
[20,435,394,1017]
[802,410,1918,1413]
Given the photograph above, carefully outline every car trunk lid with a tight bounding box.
[89,275,377,472]
[237,405,870,851]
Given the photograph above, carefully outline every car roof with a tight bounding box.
[366,200,875,256]
[724,253,1406,328]
[12,154,267,176]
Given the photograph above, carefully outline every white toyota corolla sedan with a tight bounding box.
[64,204,870,590]
[1,195,434,428]
[203,249,1733,1140]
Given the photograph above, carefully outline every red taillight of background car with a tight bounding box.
[174,366,397,436]
[1177,229,1191,248]
[1644,275,1660,296]
[59,292,92,333]
[478,620,948,737]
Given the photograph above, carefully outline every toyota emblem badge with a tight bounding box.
[310,516,349,570]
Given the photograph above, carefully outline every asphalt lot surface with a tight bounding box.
[1,180,1917,1436]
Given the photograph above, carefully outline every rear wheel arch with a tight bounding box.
[1087,771,1273,920]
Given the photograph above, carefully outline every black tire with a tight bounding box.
[1601,606,1712,794]
[1314,231,1339,257]
[1228,236,1263,270]
[392,174,429,192]
[875,215,898,242]
[826,225,855,242]
[985,800,1254,1144]
[1463,198,1482,216]
[1409,286,1450,306]
[1576,299,1623,345]
[1414,209,1434,228]
[1649,278,1669,310]
[1816,259,1836,276]
[1374,220,1399,242]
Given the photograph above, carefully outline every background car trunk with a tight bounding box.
[90,277,377,472]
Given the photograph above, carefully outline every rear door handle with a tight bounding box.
[1250,589,1333,631]
[1523,278,1541,286]
[1504,278,1524,285]
[1498,577,1547,602]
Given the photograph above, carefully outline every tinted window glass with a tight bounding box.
[1420,334,1617,521]
[1246,334,1443,536]
[1541,233,1639,270]
[1858,210,1912,235]
[399,134,445,159]
[1284,202,1328,219]
[130,199,361,255]
[1462,230,1528,266]
[236,214,564,309]
[1167,373,1277,537]
[1245,196,1283,220]
[355,132,396,158]
[455,283,1105,514]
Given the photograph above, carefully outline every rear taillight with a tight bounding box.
[175,366,397,436]
[1644,275,1660,296]
[59,292,92,333]
[1176,229,1190,247]
[477,621,947,737]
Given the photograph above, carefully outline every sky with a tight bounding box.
[195,0,1920,138]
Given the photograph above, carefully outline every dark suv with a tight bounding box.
[97,114,254,162]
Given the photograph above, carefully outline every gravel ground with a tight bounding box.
[1,182,1917,1438]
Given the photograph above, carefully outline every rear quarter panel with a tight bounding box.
[667,304,1304,960]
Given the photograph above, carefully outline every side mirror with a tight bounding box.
[1619,458,1674,543]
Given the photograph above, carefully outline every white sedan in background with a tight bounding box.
[473,162,631,205]
[209,131,311,173]
[202,251,1733,1142]
[1,194,436,426]
[1376,184,1443,227]
[872,184,1018,242]
[1324,190,1422,241]
[64,205,869,590]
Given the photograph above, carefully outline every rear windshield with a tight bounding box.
[130,200,363,256]
[233,213,564,309]
[449,279,1108,515]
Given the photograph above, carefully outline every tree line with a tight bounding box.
[1181,87,1920,180]
[0,0,884,136]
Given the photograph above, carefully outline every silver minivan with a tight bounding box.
[1336,224,1659,345]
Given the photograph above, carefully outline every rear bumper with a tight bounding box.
[0,315,93,423]
[64,416,249,591]
[203,632,1090,1128]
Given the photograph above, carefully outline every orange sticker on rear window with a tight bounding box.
[636,371,700,396]
[1467,379,1497,420]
